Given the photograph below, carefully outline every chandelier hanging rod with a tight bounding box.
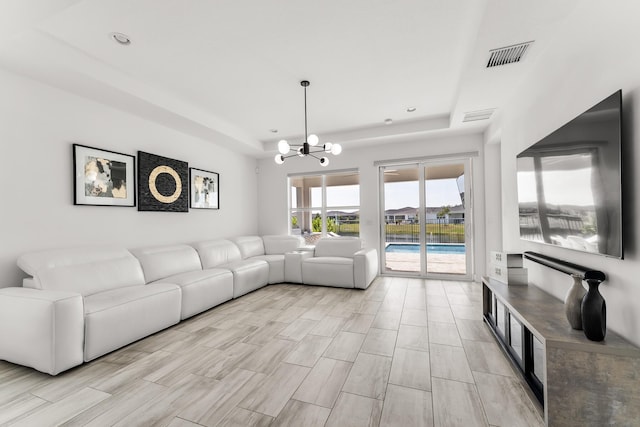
[303,80,309,144]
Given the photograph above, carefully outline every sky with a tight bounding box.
[387,179,462,209]
[305,178,463,209]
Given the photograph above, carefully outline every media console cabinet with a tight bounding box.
[482,276,640,427]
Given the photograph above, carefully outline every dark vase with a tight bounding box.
[581,276,606,341]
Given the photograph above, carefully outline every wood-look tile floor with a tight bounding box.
[0,277,544,427]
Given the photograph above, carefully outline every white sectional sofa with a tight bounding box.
[0,236,378,375]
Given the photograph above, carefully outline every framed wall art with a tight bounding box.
[73,144,136,207]
[138,151,188,212]
[190,167,219,209]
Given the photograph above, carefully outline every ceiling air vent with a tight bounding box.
[463,108,495,122]
[486,41,533,68]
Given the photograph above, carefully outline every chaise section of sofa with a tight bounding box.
[131,244,233,320]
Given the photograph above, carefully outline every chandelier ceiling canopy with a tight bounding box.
[274,80,342,167]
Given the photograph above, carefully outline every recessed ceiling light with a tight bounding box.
[269,129,278,133]
[406,107,416,113]
[109,32,131,45]
[384,118,393,125]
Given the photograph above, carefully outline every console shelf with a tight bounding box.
[482,277,640,427]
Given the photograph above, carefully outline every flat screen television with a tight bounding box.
[516,90,622,258]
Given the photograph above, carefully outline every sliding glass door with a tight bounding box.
[380,158,472,279]
[382,165,421,273]
[424,162,469,276]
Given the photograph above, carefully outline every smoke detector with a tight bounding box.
[486,41,533,68]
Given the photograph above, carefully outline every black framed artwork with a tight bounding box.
[73,144,136,207]
[137,151,188,212]
[189,167,219,209]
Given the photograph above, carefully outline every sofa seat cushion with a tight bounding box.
[83,283,181,361]
[152,268,234,320]
[302,257,355,288]
[250,254,285,284]
[305,257,354,266]
[219,259,269,298]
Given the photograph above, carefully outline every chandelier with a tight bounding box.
[274,80,342,166]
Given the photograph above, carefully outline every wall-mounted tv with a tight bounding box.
[516,90,622,258]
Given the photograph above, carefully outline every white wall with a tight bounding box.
[483,141,502,273]
[257,133,486,280]
[495,1,640,346]
[0,69,258,287]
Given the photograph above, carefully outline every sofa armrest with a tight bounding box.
[353,248,379,289]
[0,287,84,375]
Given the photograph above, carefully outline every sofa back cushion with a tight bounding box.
[131,244,202,283]
[314,237,362,258]
[232,236,265,259]
[17,247,145,296]
[192,239,242,268]
[263,235,303,255]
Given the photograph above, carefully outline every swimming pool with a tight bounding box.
[385,243,466,255]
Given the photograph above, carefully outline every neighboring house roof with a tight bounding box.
[425,204,464,214]
[385,207,418,216]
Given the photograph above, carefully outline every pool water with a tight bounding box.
[385,243,466,255]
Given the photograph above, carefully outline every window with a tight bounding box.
[289,171,360,245]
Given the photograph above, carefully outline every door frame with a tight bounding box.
[377,154,476,280]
